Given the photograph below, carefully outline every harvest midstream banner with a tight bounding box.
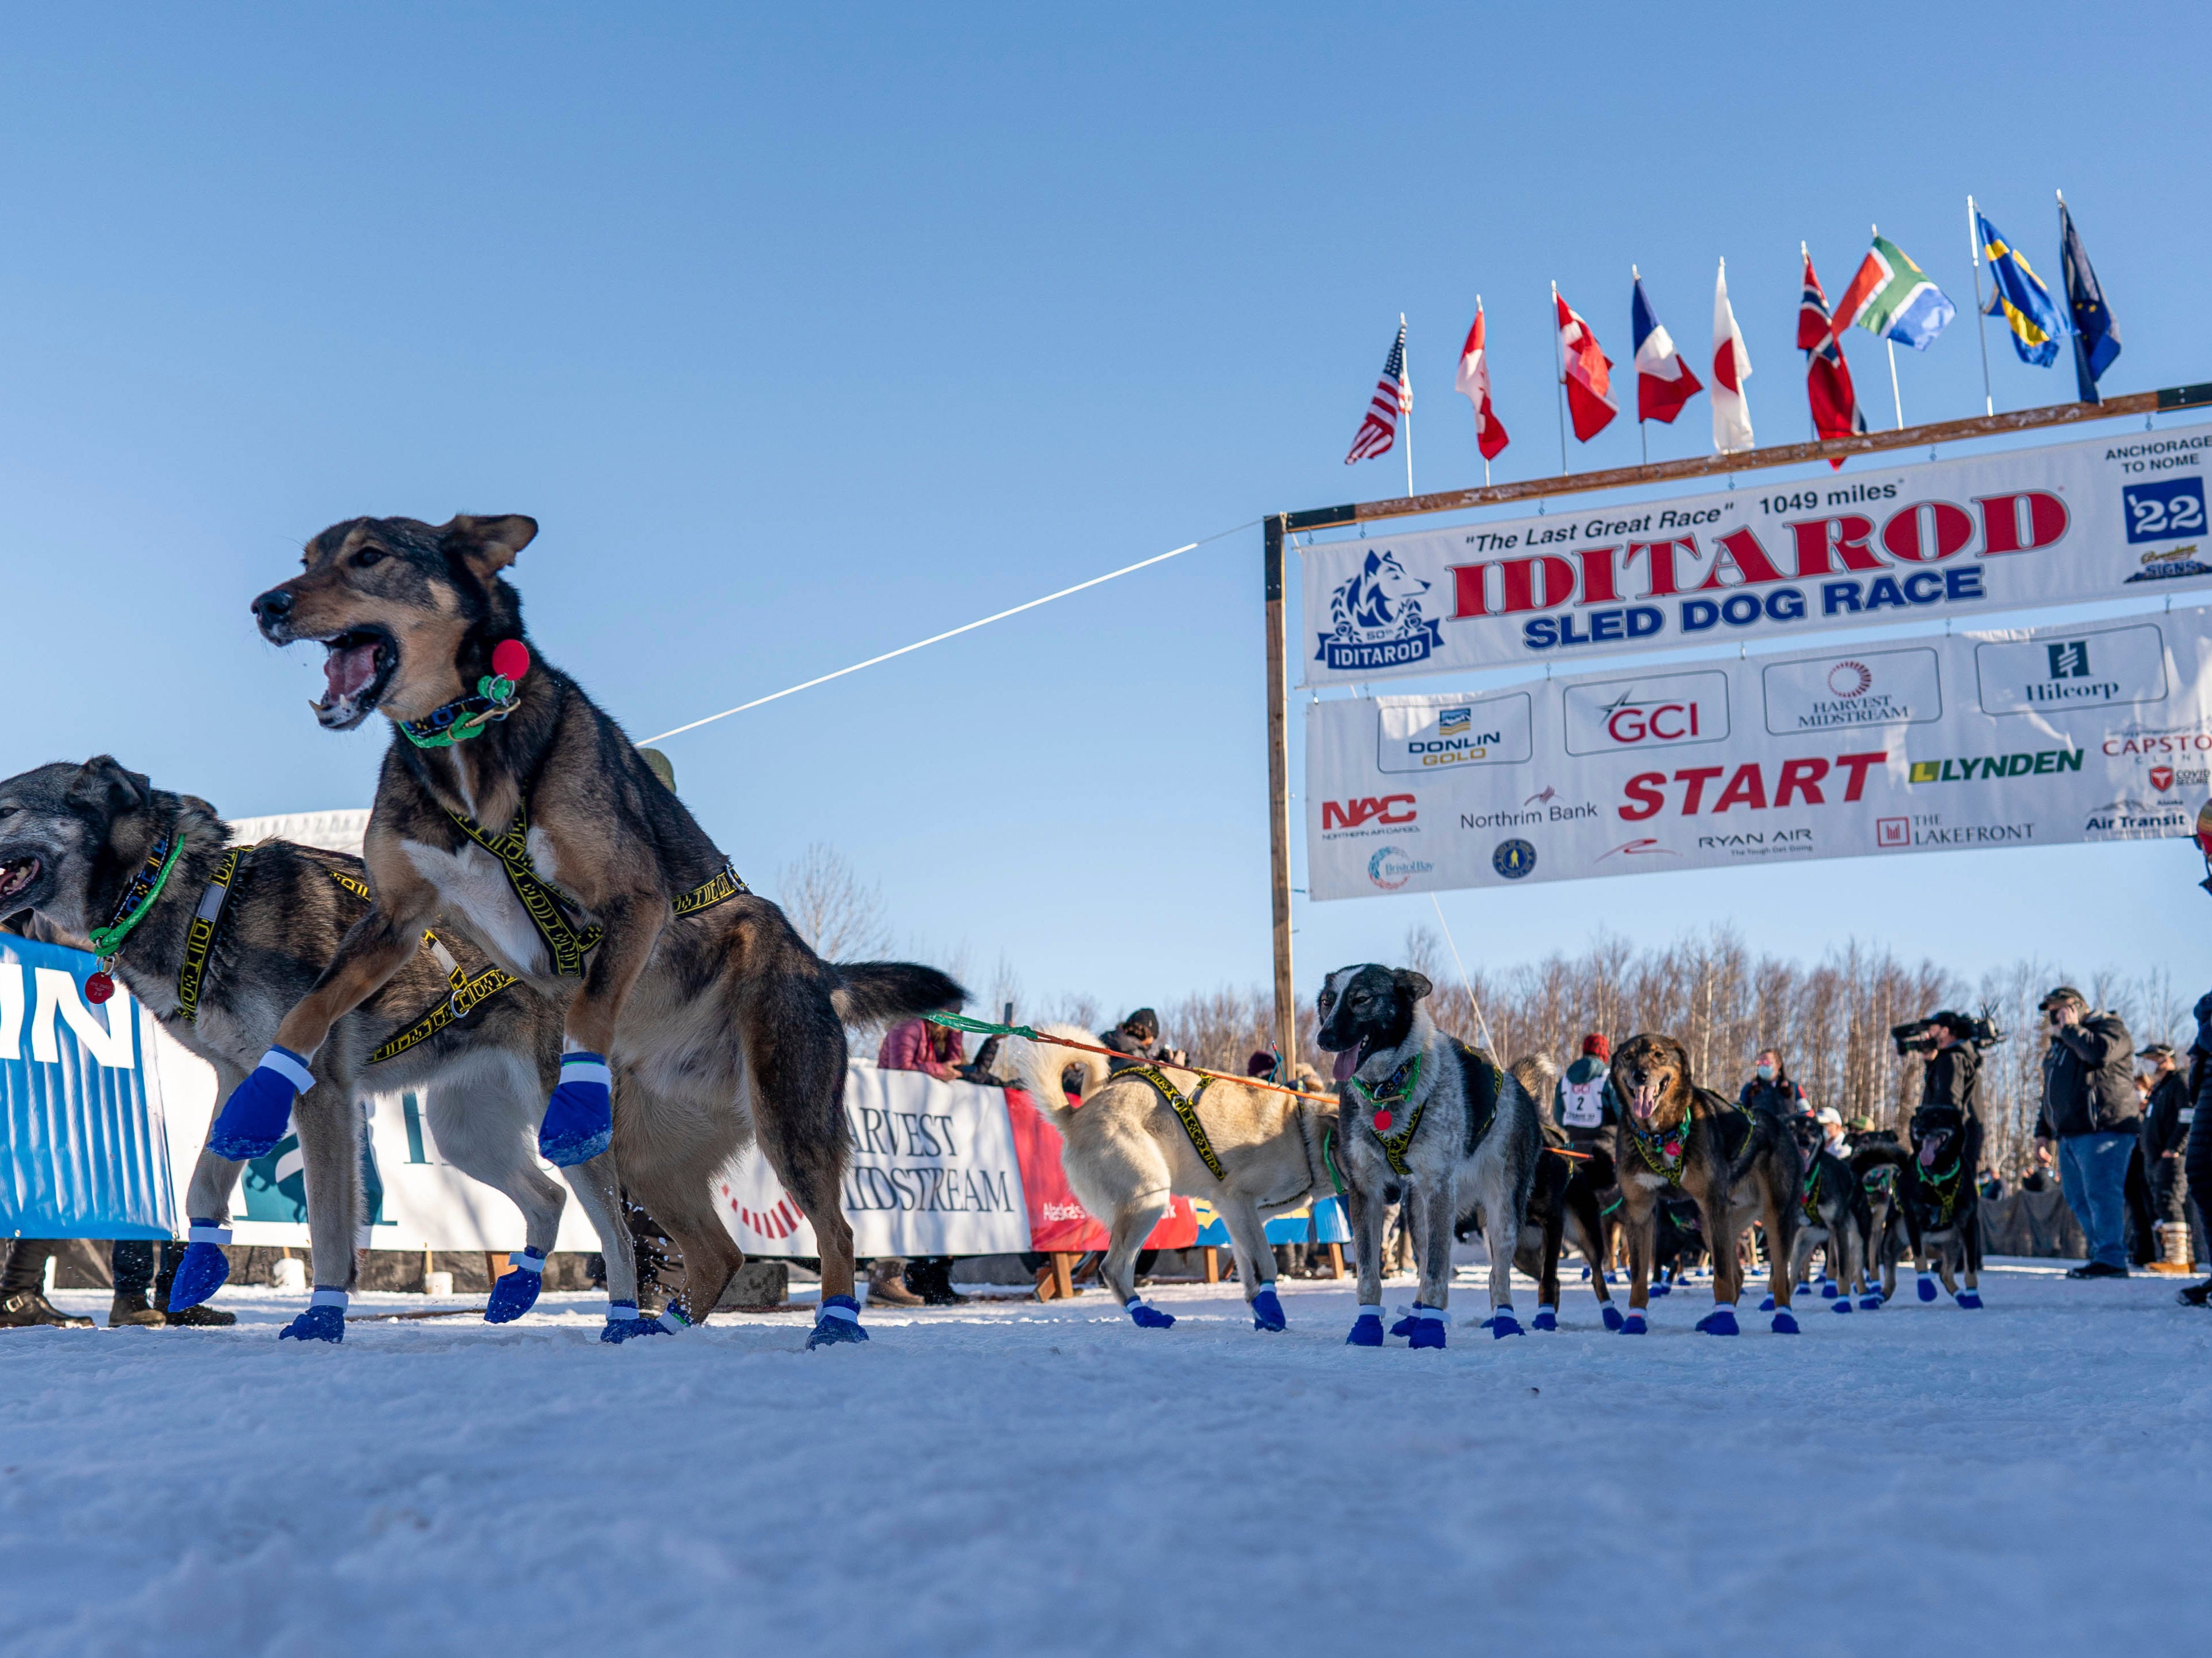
[1305,608,2212,900]
[1300,424,2212,682]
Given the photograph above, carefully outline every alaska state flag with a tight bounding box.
[1975,210,2061,367]
[1631,271,1701,424]
[2059,195,2121,404]
[1833,234,1955,350]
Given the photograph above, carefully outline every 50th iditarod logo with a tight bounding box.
[1317,549,1443,672]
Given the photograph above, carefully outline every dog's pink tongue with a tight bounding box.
[1919,1140,1939,1168]
[1332,1047,1360,1082]
[324,641,378,702]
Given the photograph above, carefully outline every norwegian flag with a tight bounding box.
[1454,299,1510,461]
[1554,287,1618,441]
[1798,246,1868,469]
[1344,319,1411,465]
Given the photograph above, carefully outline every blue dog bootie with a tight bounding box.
[1859,1291,1884,1310]
[1820,1277,1840,1299]
[1481,1303,1523,1339]
[1771,1309,1800,1334]
[1954,1288,1983,1309]
[600,1300,664,1343]
[1917,1272,1938,1303]
[166,1221,233,1312]
[1600,1303,1625,1331]
[1347,1305,1386,1347]
[1619,1309,1648,1335]
[1696,1304,1740,1337]
[1531,1303,1558,1332]
[1759,1295,1776,1312]
[807,1293,868,1348]
[280,1288,347,1343]
[1408,1304,1448,1349]
[207,1047,313,1160]
[539,1052,613,1166]
[1249,1286,1285,1332]
[484,1247,546,1323]
[1831,1295,1854,1315]
[1126,1295,1176,1329]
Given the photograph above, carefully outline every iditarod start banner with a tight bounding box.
[1299,424,2212,682]
[1305,608,2212,900]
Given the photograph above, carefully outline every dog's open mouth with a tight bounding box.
[1332,1037,1372,1082]
[1918,1132,1950,1168]
[0,856,40,904]
[1630,1080,1661,1121]
[314,627,397,730]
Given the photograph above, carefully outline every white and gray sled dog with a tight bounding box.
[1313,964,1543,1348]
[1008,1024,1342,1331]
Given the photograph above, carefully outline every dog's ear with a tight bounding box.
[437,514,538,579]
[1393,968,1434,1001]
[66,756,150,822]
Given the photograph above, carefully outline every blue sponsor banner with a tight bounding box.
[0,936,173,1238]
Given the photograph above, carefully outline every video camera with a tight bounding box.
[1891,1009,2002,1057]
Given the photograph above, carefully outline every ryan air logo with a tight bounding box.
[1317,549,1444,672]
[1321,794,1418,834]
[1367,845,1435,890]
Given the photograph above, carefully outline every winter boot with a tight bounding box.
[108,1287,166,1327]
[1,1289,93,1329]
[907,1257,969,1306]
[867,1258,924,1308]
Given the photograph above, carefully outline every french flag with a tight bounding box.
[1631,270,1701,425]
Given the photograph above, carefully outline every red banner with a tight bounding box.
[1004,1089,1197,1252]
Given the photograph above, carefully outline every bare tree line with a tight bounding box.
[776,845,2193,1180]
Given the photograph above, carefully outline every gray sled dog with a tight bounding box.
[1008,1024,1341,1331]
[1783,1113,1876,1315]
[0,756,636,1338]
[1312,964,1542,1349]
[1466,1054,1615,1331]
[243,513,963,1347]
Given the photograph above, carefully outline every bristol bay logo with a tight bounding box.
[1317,549,1443,672]
[1367,844,1434,890]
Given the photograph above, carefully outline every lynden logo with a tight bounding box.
[1367,845,1434,890]
[1323,794,1416,832]
[1316,549,1444,672]
[1907,748,2083,784]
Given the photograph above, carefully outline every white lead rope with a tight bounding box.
[638,519,1260,744]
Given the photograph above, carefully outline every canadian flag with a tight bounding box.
[1554,287,1618,442]
[1712,257,1755,453]
[1454,299,1510,462]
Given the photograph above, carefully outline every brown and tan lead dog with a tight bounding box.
[1607,1033,1804,1336]
[242,513,963,1345]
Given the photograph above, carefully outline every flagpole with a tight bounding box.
[1401,312,1414,498]
[1551,281,1570,476]
[1875,222,1904,429]
[1633,263,1648,466]
[1966,194,1994,417]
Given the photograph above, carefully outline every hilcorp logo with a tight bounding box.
[1447,491,2059,652]
[1322,795,1417,832]
[0,964,138,1069]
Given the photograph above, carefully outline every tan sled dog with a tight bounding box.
[243,513,962,1346]
[1009,1024,1340,1331]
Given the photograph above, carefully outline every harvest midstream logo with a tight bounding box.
[1907,748,2083,784]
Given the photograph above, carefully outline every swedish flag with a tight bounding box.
[1976,210,2062,367]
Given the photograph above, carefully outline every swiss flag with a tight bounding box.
[1555,289,1618,442]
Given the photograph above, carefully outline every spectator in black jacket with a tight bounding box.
[2180,990,2212,1307]
[2140,1044,2190,1263]
[2031,986,2138,1279]
[1921,1014,1981,1114]
[1740,1048,1807,1118]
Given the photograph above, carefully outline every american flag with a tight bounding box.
[1344,319,1411,464]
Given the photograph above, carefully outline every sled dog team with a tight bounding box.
[0,512,1979,1348]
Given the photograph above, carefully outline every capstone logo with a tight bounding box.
[1367,845,1434,890]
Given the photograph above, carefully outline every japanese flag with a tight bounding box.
[1712,258,1755,454]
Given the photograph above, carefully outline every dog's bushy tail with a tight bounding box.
[1508,1053,1556,1100]
[1006,1022,1111,1129]
[828,961,968,1028]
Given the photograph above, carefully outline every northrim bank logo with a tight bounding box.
[1317,549,1444,672]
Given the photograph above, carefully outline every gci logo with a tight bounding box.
[1604,697,1707,744]
[1323,795,1417,831]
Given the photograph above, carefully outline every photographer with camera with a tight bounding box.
[2031,986,2138,1280]
[1916,1012,1982,1116]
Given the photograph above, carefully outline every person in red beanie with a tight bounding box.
[1557,1033,1618,1152]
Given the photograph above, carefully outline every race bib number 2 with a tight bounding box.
[1562,1078,1606,1128]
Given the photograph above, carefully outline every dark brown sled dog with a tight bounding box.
[1608,1033,1804,1336]
[243,513,962,1345]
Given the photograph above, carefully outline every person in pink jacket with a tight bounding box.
[878,1017,964,1080]
[868,1017,969,1305]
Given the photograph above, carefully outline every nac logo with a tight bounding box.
[1323,795,1417,831]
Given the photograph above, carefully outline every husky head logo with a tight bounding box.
[1317,549,1443,673]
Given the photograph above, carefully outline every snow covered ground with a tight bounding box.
[2,1260,2206,1657]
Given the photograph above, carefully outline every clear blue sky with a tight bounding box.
[6,4,2209,1019]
